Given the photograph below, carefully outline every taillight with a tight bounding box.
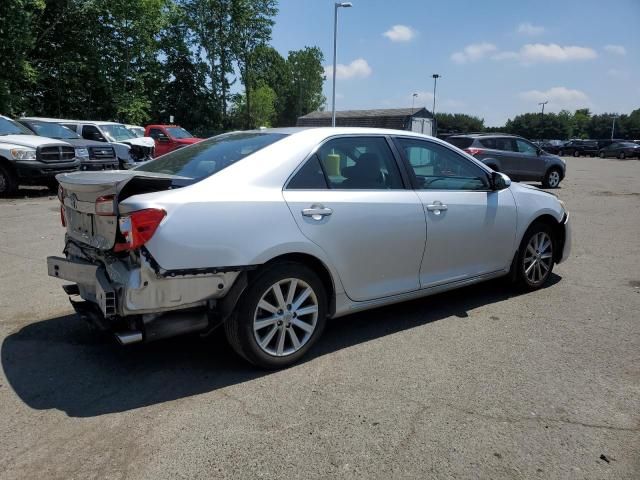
[464,147,484,156]
[114,209,166,252]
[95,195,116,216]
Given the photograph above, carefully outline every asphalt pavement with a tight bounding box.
[0,156,638,479]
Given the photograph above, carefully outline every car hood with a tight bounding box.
[0,134,70,148]
[120,136,155,148]
[48,138,109,148]
[175,137,204,144]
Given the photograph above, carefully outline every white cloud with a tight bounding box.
[604,44,626,56]
[383,25,417,42]
[451,42,497,64]
[517,22,545,35]
[519,87,590,109]
[324,58,372,80]
[491,43,597,64]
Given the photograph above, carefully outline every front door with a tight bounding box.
[514,138,545,180]
[393,137,517,287]
[283,135,426,301]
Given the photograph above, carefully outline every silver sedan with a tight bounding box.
[48,127,571,368]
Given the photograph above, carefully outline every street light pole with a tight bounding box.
[611,114,619,140]
[411,93,418,114]
[332,2,352,127]
[432,74,440,135]
[538,101,548,139]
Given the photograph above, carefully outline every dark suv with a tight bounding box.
[558,140,599,157]
[446,134,566,188]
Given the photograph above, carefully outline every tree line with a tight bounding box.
[437,109,640,140]
[0,0,326,135]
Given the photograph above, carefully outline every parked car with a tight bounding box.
[536,140,564,155]
[26,118,155,168]
[125,125,145,138]
[446,133,566,188]
[598,141,640,159]
[145,124,204,156]
[558,140,599,157]
[0,115,79,196]
[47,127,571,368]
[18,118,118,171]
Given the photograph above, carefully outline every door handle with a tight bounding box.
[302,206,333,220]
[426,201,447,215]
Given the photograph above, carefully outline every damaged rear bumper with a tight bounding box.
[46,254,241,343]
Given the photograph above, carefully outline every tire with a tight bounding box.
[46,178,59,191]
[0,164,18,197]
[542,167,562,188]
[486,164,499,172]
[573,150,580,157]
[513,222,555,290]
[558,150,564,156]
[224,262,327,369]
[619,152,625,160]
[599,151,605,158]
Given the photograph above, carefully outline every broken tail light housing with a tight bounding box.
[464,147,484,156]
[114,208,166,252]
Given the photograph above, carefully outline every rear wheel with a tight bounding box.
[573,150,580,157]
[599,151,605,158]
[558,149,564,156]
[0,164,18,197]
[542,168,562,188]
[514,223,555,290]
[619,152,625,160]
[224,262,327,369]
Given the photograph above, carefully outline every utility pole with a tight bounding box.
[411,93,418,114]
[611,114,619,140]
[432,74,440,136]
[538,101,548,140]
[331,2,353,127]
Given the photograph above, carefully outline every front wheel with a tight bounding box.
[619,152,625,160]
[573,150,580,157]
[599,151,605,158]
[542,168,562,188]
[0,164,18,197]
[558,150,564,156]
[514,223,555,290]
[224,262,327,369]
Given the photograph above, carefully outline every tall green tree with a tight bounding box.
[435,113,484,134]
[283,47,326,125]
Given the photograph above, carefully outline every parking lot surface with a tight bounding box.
[0,156,638,479]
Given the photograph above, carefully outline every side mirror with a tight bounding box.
[491,171,511,190]
[157,136,170,143]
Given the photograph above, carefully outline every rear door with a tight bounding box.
[283,135,426,301]
[393,136,517,287]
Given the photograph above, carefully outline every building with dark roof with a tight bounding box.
[297,107,434,134]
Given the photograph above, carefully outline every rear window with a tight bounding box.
[479,138,496,149]
[134,131,287,184]
[446,137,473,149]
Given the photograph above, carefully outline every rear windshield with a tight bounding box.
[446,137,473,149]
[134,131,287,184]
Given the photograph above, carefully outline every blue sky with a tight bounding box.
[270,0,640,126]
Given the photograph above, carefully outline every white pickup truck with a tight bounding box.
[0,115,80,196]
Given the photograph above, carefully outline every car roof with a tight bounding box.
[448,133,521,139]
[22,117,124,126]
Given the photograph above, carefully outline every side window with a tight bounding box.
[61,123,77,132]
[516,139,538,155]
[287,155,328,189]
[149,128,166,140]
[82,125,102,141]
[316,136,403,189]
[494,137,516,152]
[479,138,496,149]
[395,138,489,191]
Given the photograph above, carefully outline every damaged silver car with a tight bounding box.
[48,127,571,369]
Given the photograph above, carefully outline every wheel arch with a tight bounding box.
[522,213,566,263]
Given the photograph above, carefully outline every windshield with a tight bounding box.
[102,124,136,142]
[23,121,80,139]
[134,132,287,184]
[127,126,145,137]
[166,127,193,139]
[0,117,34,136]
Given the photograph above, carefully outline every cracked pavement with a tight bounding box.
[0,156,639,479]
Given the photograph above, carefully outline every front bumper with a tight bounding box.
[79,160,119,171]
[15,159,80,181]
[559,212,571,263]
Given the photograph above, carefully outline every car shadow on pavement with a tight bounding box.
[2,274,560,417]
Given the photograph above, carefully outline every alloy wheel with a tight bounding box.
[547,170,561,187]
[523,232,553,285]
[253,278,319,357]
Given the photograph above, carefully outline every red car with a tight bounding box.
[145,125,204,156]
